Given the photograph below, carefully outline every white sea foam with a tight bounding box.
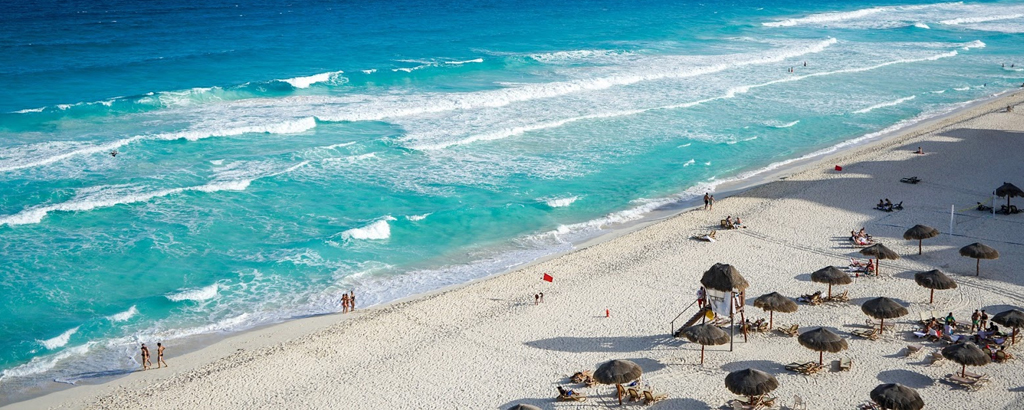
[932,89,946,94]
[361,69,377,74]
[954,86,970,91]
[210,159,225,165]
[0,343,94,380]
[528,49,631,63]
[166,284,219,302]
[765,120,800,128]
[319,38,838,123]
[341,216,396,240]
[940,13,1024,25]
[408,48,959,150]
[445,58,484,65]
[544,196,579,208]
[38,327,79,350]
[683,159,696,167]
[0,117,315,173]
[678,143,692,148]
[280,70,345,88]
[106,305,139,322]
[406,213,431,221]
[12,107,46,113]
[853,95,916,114]
[913,22,931,29]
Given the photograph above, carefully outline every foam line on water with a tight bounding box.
[762,3,954,27]
[410,48,961,150]
[279,71,345,88]
[0,117,315,173]
[0,161,308,226]
[940,13,1024,25]
[106,306,139,322]
[316,38,838,123]
[853,95,917,114]
[166,284,219,302]
[341,216,396,240]
[444,58,484,65]
[38,327,79,350]
[543,196,579,208]
[0,343,94,380]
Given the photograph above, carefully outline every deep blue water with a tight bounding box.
[2,0,1023,400]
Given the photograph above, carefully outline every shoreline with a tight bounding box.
[4,88,1024,409]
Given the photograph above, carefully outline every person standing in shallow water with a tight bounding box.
[349,290,356,310]
[140,344,152,370]
[341,293,350,313]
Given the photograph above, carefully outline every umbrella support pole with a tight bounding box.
[828,284,832,299]
[729,294,735,352]
[819,351,823,366]
[880,318,885,334]
[769,311,774,329]
[700,346,705,365]
[977,259,980,276]
[930,289,935,304]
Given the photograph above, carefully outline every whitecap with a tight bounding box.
[39,327,79,350]
[341,216,396,240]
[406,213,430,221]
[953,86,970,91]
[765,120,800,128]
[445,58,484,65]
[544,196,579,208]
[683,159,696,167]
[166,284,219,302]
[853,95,916,114]
[280,70,345,88]
[106,305,139,322]
[913,22,931,29]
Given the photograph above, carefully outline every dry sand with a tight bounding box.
[6,91,1024,410]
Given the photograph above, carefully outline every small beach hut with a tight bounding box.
[995,182,1024,211]
[594,359,643,405]
[913,269,957,304]
[860,244,899,276]
[810,266,852,299]
[959,242,999,276]
[681,324,730,365]
[724,368,778,405]
[870,383,924,410]
[941,342,990,377]
[753,292,798,328]
[798,327,848,365]
[903,225,939,255]
[861,297,908,333]
[992,309,1024,345]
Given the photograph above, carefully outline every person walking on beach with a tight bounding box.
[980,310,989,329]
[341,293,350,313]
[140,344,152,370]
[708,195,715,210]
[349,290,356,310]
[157,342,168,368]
[697,286,706,308]
[971,309,981,332]
[703,193,710,210]
[539,292,544,303]
[535,294,539,305]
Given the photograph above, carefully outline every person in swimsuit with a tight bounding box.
[349,291,356,310]
[140,344,152,370]
[341,293,350,313]
[157,342,168,368]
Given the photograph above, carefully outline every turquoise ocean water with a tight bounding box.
[2,0,1023,400]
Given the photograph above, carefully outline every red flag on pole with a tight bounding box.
[542,273,553,282]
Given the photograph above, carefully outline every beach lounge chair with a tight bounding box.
[947,374,987,390]
[798,291,823,305]
[839,357,852,371]
[556,387,587,401]
[691,230,717,242]
[785,362,822,375]
[721,219,735,229]
[730,400,755,410]
[852,329,879,340]
[963,370,990,381]
[929,352,945,365]
[776,324,799,337]
[866,319,894,330]
[825,290,849,303]
[627,388,642,402]
[918,311,933,324]
[899,177,921,184]
[791,395,807,410]
[905,344,923,357]
[643,390,667,405]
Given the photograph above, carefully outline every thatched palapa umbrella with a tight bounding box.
[860,244,899,276]
[903,225,939,255]
[700,263,749,292]
[995,182,1024,211]
[959,242,999,276]
[681,324,730,365]
[798,327,848,365]
[992,309,1024,345]
[753,292,798,328]
[724,368,778,405]
[507,405,541,410]
[941,342,990,377]
[861,297,908,333]
[594,359,643,405]
[811,266,852,298]
[914,269,957,304]
[870,383,924,410]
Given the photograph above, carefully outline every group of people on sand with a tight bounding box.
[139,342,167,371]
[850,227,872,245]
[341,290,356,313]
[874,198,901,212]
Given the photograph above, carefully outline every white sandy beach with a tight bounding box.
[6,91,1024,410]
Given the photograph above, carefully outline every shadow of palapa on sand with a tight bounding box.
[876,369,935,388]
[652,397,712,409]
[719,359,785,376]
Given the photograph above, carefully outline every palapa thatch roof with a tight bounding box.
[700,263,749,292]
[753,292,798,313]
[724,368,778,397]
[860,244,900,260]
[913,269,957,290]
[861,297,909,319]
[798,328,848,353]
[996,182,1024,198]
[681,324,731,346]
[811,266,852,285]
[870,383,924,410]
[959,243,999,260]
[593,360,642,385]
[941,343,991,367]
[903,225,939,240]
[992,309,1024,328]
